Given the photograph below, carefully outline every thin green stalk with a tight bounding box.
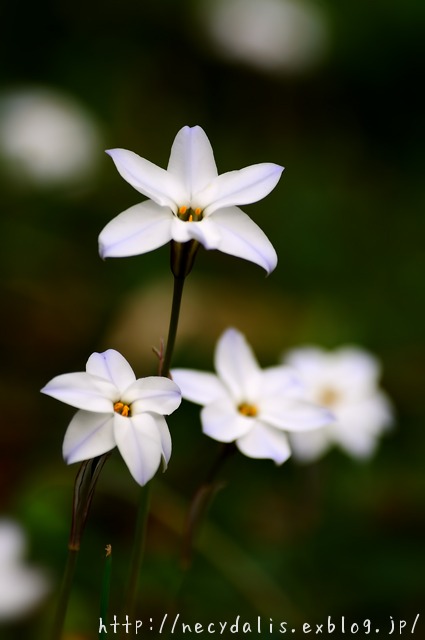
[122,483,151,621]
[49,548,78,640]
[161,275,185,377]
[123,243,192,622]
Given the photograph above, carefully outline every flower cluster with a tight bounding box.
[42,125,394,488]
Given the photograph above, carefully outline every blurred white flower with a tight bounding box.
[282,346,394,461]
[41,349,181,486]
[200,0,329,74]
[0,519,49,620]
[0,87,102,185]
[99,125,283,273]
[172,328,333,464]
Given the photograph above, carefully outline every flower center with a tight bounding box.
[318,387,340,408]
[178,205,203,222]
[238,402,258,417]
[114,401,131,417]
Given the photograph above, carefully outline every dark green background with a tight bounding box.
[1,1,424,637]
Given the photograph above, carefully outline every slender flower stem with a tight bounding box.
[161,275,185,377]
[122,483,151,623]
[49,548,78,640]
[48,454,110,640]
[181,443,237,570]
[123,241,192,622]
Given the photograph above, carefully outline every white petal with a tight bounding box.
[0,520,26,564]
[63,410,116,463]
[167,125,218,199]
[171,369,227,405]
[86,350,136,394]
[260,397,335,431]
[211,206,277,274]
[41,372,116,412]
[113,413,163,486]
[124,376,182,414]
[288,428,331,462]
[196,163,283,215]
[331,347,381,398]
[0,566,49,620]
[106,148,185,210]
[184,217,222,249]
[260,365,305,398]
[201,398,252,442]
[236,422,291,464]
[170,216,222,249]
[214,328,262,403]
[99,201,173,258]
[156,416,172,468]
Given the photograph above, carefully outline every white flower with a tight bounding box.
[171,328,333,464]
[0,87,101,186]
[0,519,49,620]
[99,125,283,274]
[41,349,181,486]
[281,346,394,461]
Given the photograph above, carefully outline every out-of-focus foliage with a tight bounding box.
[0,0,424,637]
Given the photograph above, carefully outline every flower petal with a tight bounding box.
[288,428,331,462]
[106,148,185,210]
[201,398,253,443]
[170,369,227,405]
[63,410,115,463]
[113,412,163,485]
[211,206,277,274]
[124,376,182,414]
[214,328,262,403]
[86,350,136,394]
[169,216,221,248]
[260,397,335,431]
[156,416,172,468]
[196,163,284,215]
[236,422,291,464]
[41,372,116,412]
[167,126,218,199]
[99,201,173,258]
[260,365,305,398]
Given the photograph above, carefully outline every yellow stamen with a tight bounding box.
[188,214,193,222]
[238,402,258,417]
[179,205,187,215]
[195,207,202,216]
[114,401,131,417]
[318,387,340,408]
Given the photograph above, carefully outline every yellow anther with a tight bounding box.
[195,207,202,216]
[238,402,258,417]
[114,401,131,417]
[318,387,340,408]
[188,214,193,222]
[179,206,187,215]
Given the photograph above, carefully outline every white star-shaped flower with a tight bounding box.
[41,349,181,485]
[281,346,394,461]
[99,125,283,274]
[0,519,49,620]
[171,328,333,464]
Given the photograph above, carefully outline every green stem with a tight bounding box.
[123,242,192,622]
[49,548,78,640]
[122,483,151,621]
[161,275,185,377]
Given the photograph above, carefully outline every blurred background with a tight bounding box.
[0,0,424,637]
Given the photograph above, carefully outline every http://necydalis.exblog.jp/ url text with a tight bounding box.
[98,613,420,635]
